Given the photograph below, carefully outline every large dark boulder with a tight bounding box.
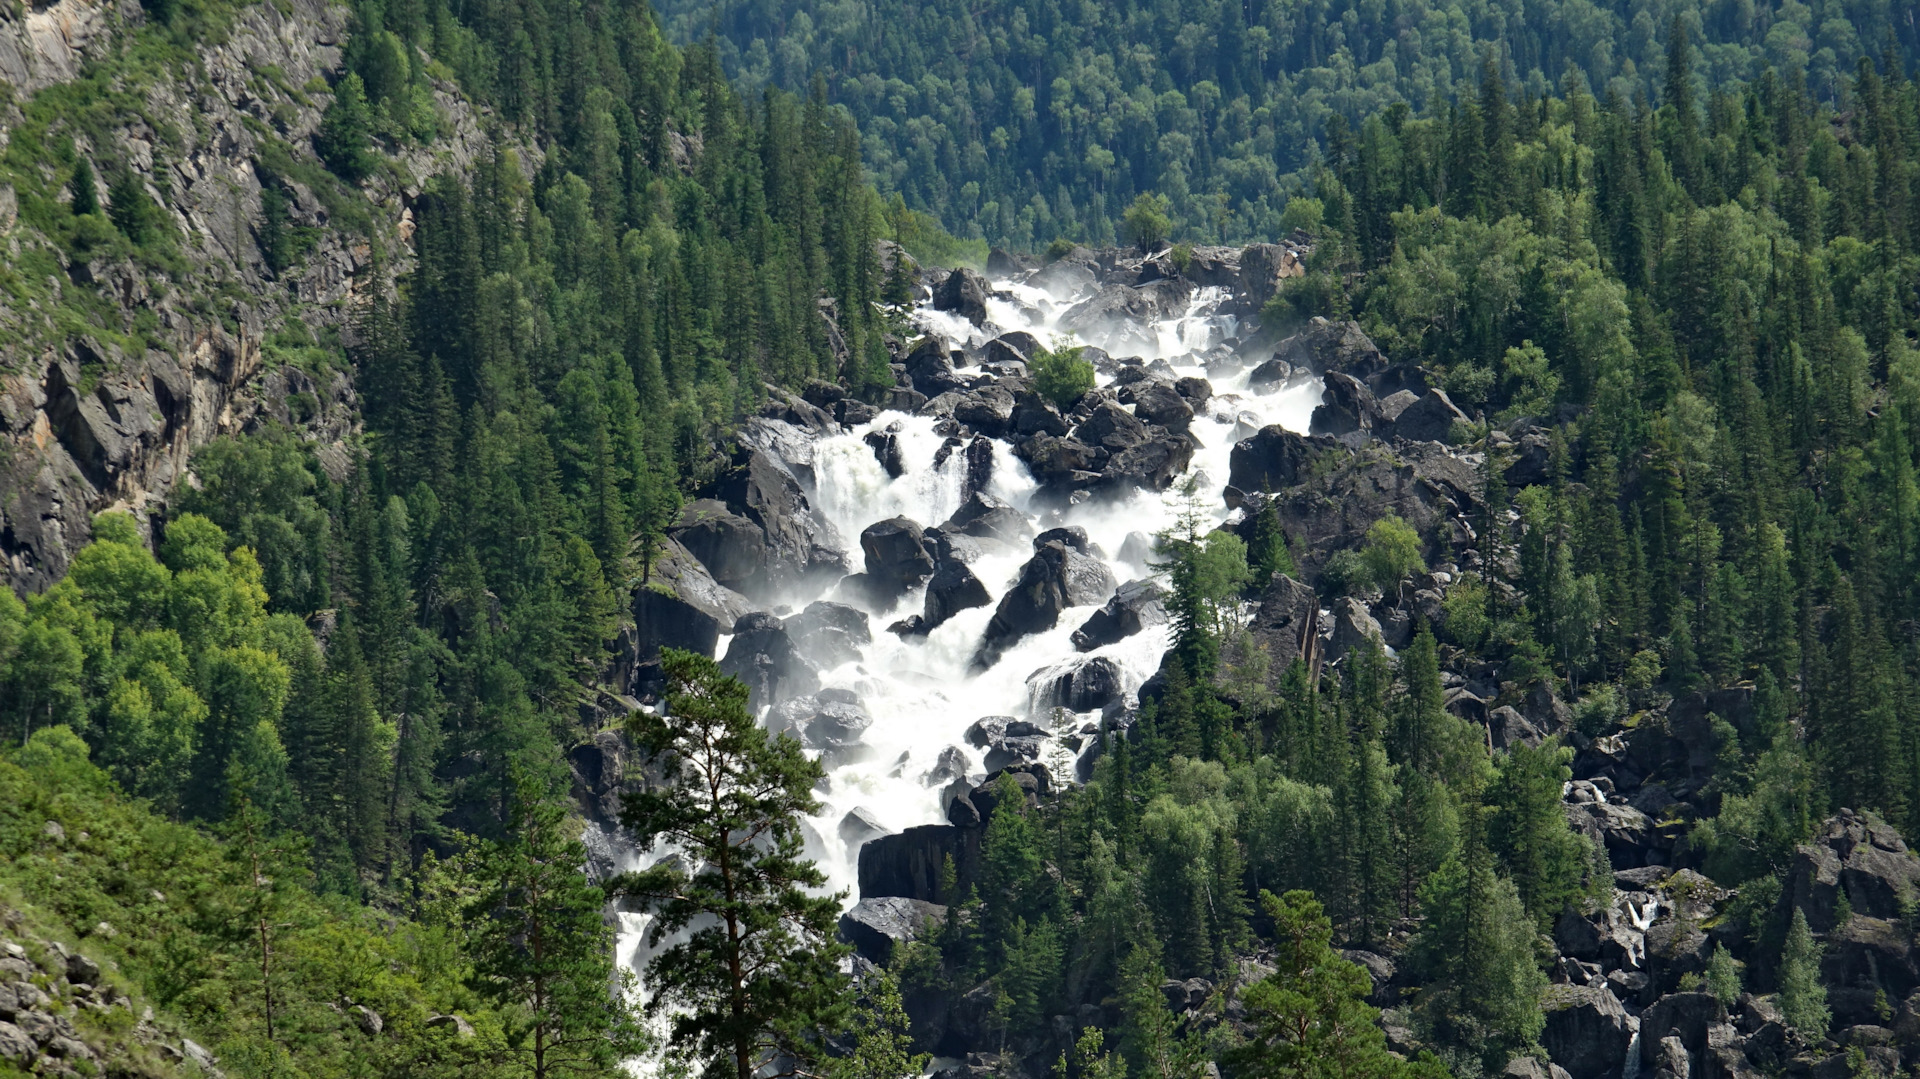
[1784,809,1920,933]
[1028,655,1125,713]
[905,335,967,397]
[839,897,947,966]
[1241,572,1319,682]
[919,559,993,632]
[1131,381,1194,432]
[1385,389,1470,443]
[1309,371,1385,438]
[1102,431,1196,491]
[859,824,979,903]
[720,612,820,709]
[941,492,1032,547]
[1227,426,1325,495]
[1543,984,1632,1079]
[933,268,991,324]
[1075,400,1153,452]
[784,601,872,669]
[708,445,844,597]
[1271,318,1386,379]
[861,517,937,597]
[973,542,1117,669]
[1071,579,1168,651]
[1013,434,1098,488]
[952,384,1017,437]
[631,538,754,664]
[1010,390,1070,436]
[670,499,767,590]
[1637,993,1726,1072]
[1060,279,1193,344]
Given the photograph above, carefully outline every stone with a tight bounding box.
[839,897,947,966]
[1246,357,1294,390]
[719,612,820,709]
[1174,376,1213,404]
[1327,597,1383,660]
[632,539,754,663]
[865,426,907,477]
[0,1022,31,1063]
[974,542,1117,669]
[1385,389,1471,443]
[783,602,872,669]
[1131,381,1194,431]
[860,517,937,598]
[352,1004,384,1035]
[1309,371,1384,438]
[1341,950,1397,1007]
[1243,573,1320,683]
[923,746,970,787]
[1227,425,1326,494]
[1033,526,1092,554]
[1102,431,1197,492]
[1542,984,1632,1079]
[952,385,1016,437]
[1783,812,1920,933]
[934,268,991,324]
[1028,656,1125,713]
[859,824,975,903]
[1638,993,1725,1071]
[1070,579,1168,651]
[426,1014,476,1038]
[838,807,893,846]
[1270,318,1386,379]
[905,335,967,396]
[671,498,768,590]
[919,559,992,632]
[941,492,1032,547]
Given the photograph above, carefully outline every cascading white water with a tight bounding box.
[610,265,1323,1057]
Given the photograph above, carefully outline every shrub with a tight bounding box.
[1030,341,1094,409]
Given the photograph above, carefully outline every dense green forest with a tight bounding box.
[652,0,1918,246]
[3,0,1920,1074]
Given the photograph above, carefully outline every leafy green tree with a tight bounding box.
[1359,515,1424,596]
[1123,193,1172,251]
[1030,341,1095,409]
[469,774,646,1079]
[1411,839,1547,1067]
[617,649,850,1079]
[318,72,379,181]
[1779,907,1830,1041]
[1486,740,1600,925]
[834,968,926,1079]
[1226,890,1433,1079]
[1703,944,1742,1006]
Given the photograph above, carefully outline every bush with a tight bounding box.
[1122,192,1171,251]
[1360,514,1424,592]
[1030,341,1094,409]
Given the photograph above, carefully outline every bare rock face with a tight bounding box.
[972,541,1117,670]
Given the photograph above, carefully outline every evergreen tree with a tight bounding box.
[1778,907,1830,1041]
[617,649,851,1079]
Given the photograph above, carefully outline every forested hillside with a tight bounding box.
[652,0,1918,246]
[3,0,1920,1077]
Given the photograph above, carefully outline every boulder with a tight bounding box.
[1488,705,1545,750]
[1784,810,1920,933]
[838,806,893,846]
[1131,381,1195,431]
[1013,433,1098,489]
[784,601,872,669]
[1378,389,1420,421]
[1010,391,1070,436]
[861,518,937,597]
[1033,526,1092,554]
[933,268,991,324]
[1075,400,1153,452]
[859,824,977,903]
[1505,428,1554,488]
[839,897,947,966]
[1246,357,1294,390]
[1637,993,1726,1071]
[905,336,967,396]
[709,444,845,596]
[919,559,992,632]
[1341,950,1398,1007]
[1271,318,1386,379]
[671,499,768,589]
[1310,371,1385,438]
[632,538,754,663]
[1174,376,1213,405]
[974,542,1118,669]
[865,426,907,477]
[1227,426,1326,495]
[1028,655,1126,713]
[1029,258,1098,298]
[940,492,1032,547]
[923,745,970,787]
[1385,389,1470,443]
[1071,579,1168,651]
[965,716,1044,748]
[952,384,1017,437]
[804,695,875,764]
[1243,573,1320,681]
[1102,431,1196,491]
[1543,984,1632,1079]
[1060,279,1194,342]
[719,612,820,709]
[1326,596,1384,660]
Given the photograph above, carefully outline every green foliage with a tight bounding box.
[834,969,927,1079]
[1122,193,1172,251]
[68,155,99,217]
[1246,498,1297,586]
[617,649,850,1079]
[1703,945,1742,1007]
[1411,849,1547,1067]
[1359,515,1425,595]
[1031,340,1096,409]
[1779,908,1830,1041]
[317,73,378,181]
[1486,741,1603,925]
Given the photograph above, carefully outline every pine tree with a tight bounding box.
[1778,907,1829,1041]
[617,649,851,1079]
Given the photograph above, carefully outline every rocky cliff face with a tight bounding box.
[0,0,506,593]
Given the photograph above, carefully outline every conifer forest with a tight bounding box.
[0,0,1918,1077]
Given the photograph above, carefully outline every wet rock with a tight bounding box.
[933,268,991,324]
[1029,656,1125,713]
[1061,279,1194,342]
[1270,318,1387,379]
[983,736,1047,773]
[1010,391,1070,436]
[720,612,820,709]
[1567,800,1662,870]
[839,807,893,846]
[1226,426,1328,494]
[860,517,937,598]
[1246,357,1294,390]
[1385,389,1471,443]
[839,897,947,966]
[1174,376,1213,405]
[917,559,992,632]
[1638,993,1725,1071]
[632,538,754,663]
[1543,984,1632,1079]
[1034,526,1092,554]
[1013,433,1098,488]
[671,498,768,590]
[923,745,970,787]
[859,824,977,903]
[1102,431,1197,492]
[838,398,878,426]
[974,542,1117,669]
[1118,531,1157,568]
[1071,579,1168,651]
[905,336,968,396]
[570,729,631,823]
[865,426,907,477]
[784,601,872,669]
[1310,371,1385,438]
[941,492,1033,547]
[709,443,846,596]
[1075,400,1153,452]
[1131,381,1194,431]
[952,384,1017,437]
[1379,389,1420,421]
[1488,705,1545,750]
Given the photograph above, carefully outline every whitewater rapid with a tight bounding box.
[610,266,1322,1063]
